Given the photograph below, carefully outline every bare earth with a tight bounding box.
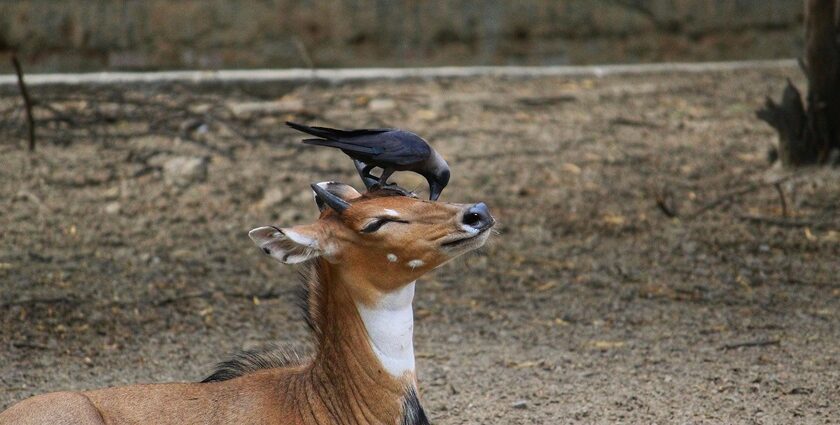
[1,67,839,424]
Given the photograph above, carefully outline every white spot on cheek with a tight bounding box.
[407,259,425,269]
[383,209,399,217]
[387,253,398,262]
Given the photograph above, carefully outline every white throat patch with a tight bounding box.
[355,283,416,377]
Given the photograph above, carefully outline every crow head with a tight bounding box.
[427,168,450,201]
[425,151,450,201]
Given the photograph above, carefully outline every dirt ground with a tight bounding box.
[1,66,839,424]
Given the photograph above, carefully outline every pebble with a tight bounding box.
[226,97,304,118]
[104,202,121,214]
[163,156,208,187]
[368,98,396,111]
[256,187,288,210]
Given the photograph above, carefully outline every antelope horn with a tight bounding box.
[310,183,350,213]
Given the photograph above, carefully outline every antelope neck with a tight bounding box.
[314,264,417,380]
[355,282,416,378]
[304,266,418,424]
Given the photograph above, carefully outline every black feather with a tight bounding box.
[302,138,383,155]
[289,122,431,166]
[201,343,307,383]
[287,121,390,140]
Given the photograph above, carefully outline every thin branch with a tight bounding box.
[773,182,789,217]
[11,55,36,151]
[654,187,678,218]
[687,175,796,219]
[721,339,780,350]
[687,182,765,219]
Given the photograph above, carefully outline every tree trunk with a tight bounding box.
[758,0,840,166]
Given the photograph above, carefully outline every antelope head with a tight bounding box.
[248,182,494,301]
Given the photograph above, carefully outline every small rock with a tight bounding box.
[256,187,288,211]
[189,103,212,114]
[560,162,582,175]
[415,109,438,120]
[163,156,208,187]
[102,186,120,200]
[104,202,121,215]
[179,118,206,134]
[227,97,305,118]
[682,241,698,255]
[368,98,396,111]
[512,400,528,409]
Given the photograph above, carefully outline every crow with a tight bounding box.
[287,122,450,200]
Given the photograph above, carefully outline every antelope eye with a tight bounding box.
[361,218,390,233]
[360,217,408,233]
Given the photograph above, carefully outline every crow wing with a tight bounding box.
[289,122,431,165]
[287,121,392,140]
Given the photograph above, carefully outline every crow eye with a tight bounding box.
[360,217,408,233]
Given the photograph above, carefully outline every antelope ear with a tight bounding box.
[248,224,322,264]
[312,181,362,212]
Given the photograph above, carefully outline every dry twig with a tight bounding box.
[773,182,788,217]
[721,339,780,350]
[11,55,36,151]
[686,174,799,219]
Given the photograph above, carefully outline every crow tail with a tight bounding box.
[286,121,390,140]
[286,121,341,140]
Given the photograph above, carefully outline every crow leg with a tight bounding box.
[354,160,378,189]
[378,168,395,185]
[362,164,378,180]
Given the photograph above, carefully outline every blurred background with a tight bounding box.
[0,0,803,72]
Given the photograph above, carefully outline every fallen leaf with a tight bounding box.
[560,163,582,175]
[602,214,626,226]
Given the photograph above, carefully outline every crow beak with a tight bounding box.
[428,180,443,201]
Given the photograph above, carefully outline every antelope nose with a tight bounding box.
[462,202,494,230]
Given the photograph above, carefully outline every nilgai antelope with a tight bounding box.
[1,182,495,425]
